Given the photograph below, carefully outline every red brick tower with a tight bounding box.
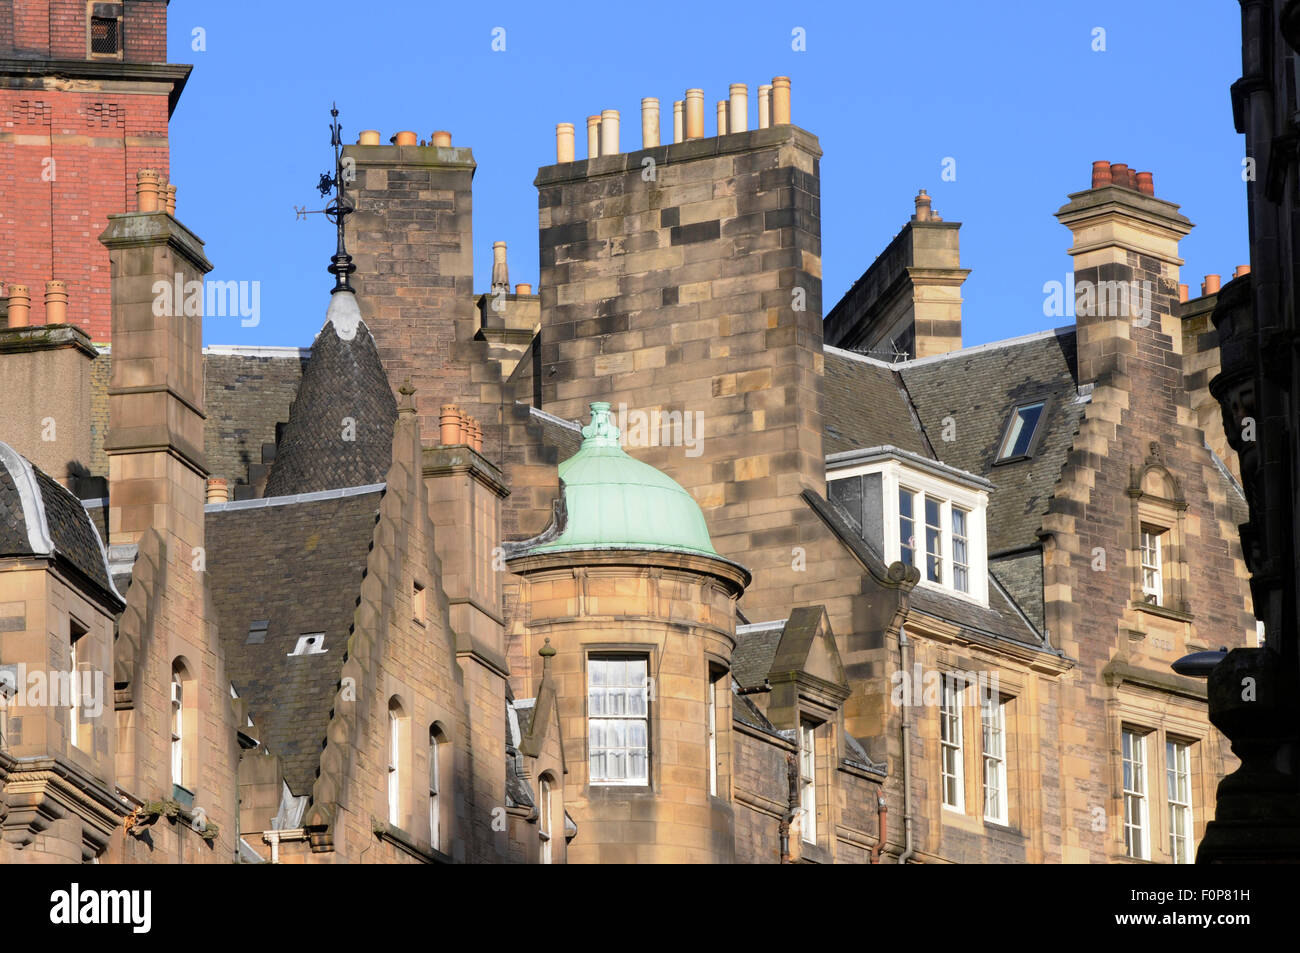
[0,0,188,340]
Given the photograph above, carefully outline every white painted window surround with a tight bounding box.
[828,457,990,606]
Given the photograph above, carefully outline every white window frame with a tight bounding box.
[1123,728,1149,860]
[799,719,817,844]
[982,695,1008,824]
[952,506,970,594]
[587,657,649,786]
[1140,526,1164,606]
[941,675,965,812]
[1166,739,1193,864]
[828,459,988,605]
[69,620,86,750]
[539,778,552,864]
[387,709,401,827]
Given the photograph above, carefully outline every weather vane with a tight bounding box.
[294,102,356,294]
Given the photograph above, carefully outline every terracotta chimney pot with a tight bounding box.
[771,76,791,125]
[165,183,177,215]
[393,130,418,146]
[1091,160,1112,188]
[358,130,382,145]
[136,169,161,212]
[758,84,772,129]
[716,100,728,136]
[684,90,705,140]
[1178,283,1189,302]
[6,284,31,328]
[673,101,683,143]
[440,405,463,446]
[1202,274,1221,295]
[587,115,602,158]
[430,130,452,147]
[1234,264,1251,278]
[1109,163,1129,189]
[1136,171,1154,195]
[44,280,68,324]
[729,83,748,134]
[600,109,620,155]
[206,478,229,504]
[516,283,533,295]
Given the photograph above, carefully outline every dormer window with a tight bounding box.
[996,401,1046,462]
[827,447,990,605]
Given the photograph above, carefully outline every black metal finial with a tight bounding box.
[322,102,355,294]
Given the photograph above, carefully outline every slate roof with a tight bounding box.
[894,328,1084,555]
[732,622,785,691]
[206,488,383,795]
[823,348,932,457]
[203,347,307,486]
[263,299,397,498]
[0,442,121,609]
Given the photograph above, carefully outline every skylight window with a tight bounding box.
[997,402,1046,461]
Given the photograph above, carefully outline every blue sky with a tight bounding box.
[168,0,1247,348]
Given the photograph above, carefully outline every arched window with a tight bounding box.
[429,724,447,850]
[387,697,407,828]
[170,659,195,790]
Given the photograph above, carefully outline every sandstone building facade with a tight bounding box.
[0,0,1256,863]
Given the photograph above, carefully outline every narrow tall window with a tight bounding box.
[539,778,552,864]
[982,695,1007,824]
[588,657,649,784]
[799,720,817,844]
[952,507,970,593]
[1167,739,1193,863]
[924,496,943,583]
[387,700,405,827]
[941,675,964,811]
[69,618,88,750]
[413,582,427,625]
[707,677,718,797]
[1123,728,1149,859]
[170,670,183,786]
[428,727,442,850]
[997,401,1045,460]
[1140,526,1165,606]
[899,488,916,566]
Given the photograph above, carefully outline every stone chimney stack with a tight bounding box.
[1055,160,1191,385]
[99,172,212,548]
[823,189,969,359]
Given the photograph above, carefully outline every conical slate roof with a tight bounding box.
[263,292,398,497]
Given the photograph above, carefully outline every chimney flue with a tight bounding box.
[1234,264,1251,278]
[716,100,728,136]
[771,76,791,125]
[600,109,620,156]
[1202,274,1221,295]
[516,282,533,295]
[1178,283,1189,302]
[430,130,452,147]
[165,183,177,215]
[673,100,683,143]
[491,241,509,292]
[913,189,932,222]
[729,83,748,133]
[1091,160,1112,188]
[641,98,660,148]
[587,115,601,158]
[440,405,463,446]
[1136,171,1154,195]
[1109,163,1129,189]
[685,89,704,139]
[556,122,575,162]
[136,169,161,212]
[5,284,30,328]
[393,130,418,146]
[758,84,772,129]
[358,129,381,145]
[44,280,67,324]
[206,478,229,504]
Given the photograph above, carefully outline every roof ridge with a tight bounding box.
[893,325,1077,369]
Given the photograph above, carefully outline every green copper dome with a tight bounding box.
[531,402,720,557]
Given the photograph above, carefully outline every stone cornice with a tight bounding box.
[0,58,191,115]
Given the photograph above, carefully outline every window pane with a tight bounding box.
[1000,402,1045,459]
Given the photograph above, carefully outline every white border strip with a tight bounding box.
[204,482,385,513]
